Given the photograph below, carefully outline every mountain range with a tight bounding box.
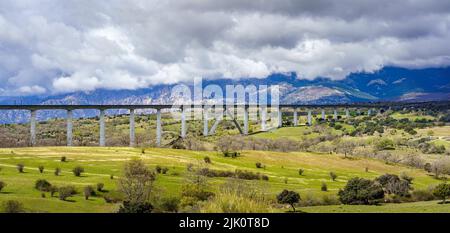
[0,66,449,123]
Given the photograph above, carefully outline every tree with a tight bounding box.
[338,178,384,205]
[0,181,6,192]
[72,166,85,177]
[2,200,24,213]
[433,183,450,203]
[35,179,52,192]
[329,172,338,181]
[431,158,450,179]
[84,186,95,200]
[118,159,156,212]
[375,174,412,197]
[335,140,357,158]
[276,189,300,212]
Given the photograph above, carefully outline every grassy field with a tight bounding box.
[0,146,445,213]
[299,201,450,213]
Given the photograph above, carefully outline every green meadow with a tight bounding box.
[0,146,445,213]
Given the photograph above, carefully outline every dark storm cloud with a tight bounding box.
[0,0,449,95]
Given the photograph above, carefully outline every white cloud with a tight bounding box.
[0,0,449,95]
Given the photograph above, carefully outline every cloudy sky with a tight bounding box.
[1,0,450,96]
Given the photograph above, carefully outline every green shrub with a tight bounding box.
[159,197,180,213]
[276,190,300,212]
[72,166,84,177]
[321,182,328,192]
[433,183,450,203]
[84,186,95,200]
[0,181,6,192]
[103,191,124,203]
[50,186,58,197]
[54,167,61,176]
[61,156,66,162]
[161,167,169,174]
[17,163,24,173]
[204,156,211,164]
[58,186,76,201]
[38,165,44,174]
[298,169,304,176]
[255,162,263,169]
[338,177,384,205]
[329,172,337,181]
[110,174,114,179]
[118,201,153,213]
[35,179,52,192]
[2,200,24,213]
[411,189,436,202]
[97,183,104,192]
[375,174,412,197]
[155,165,162,174]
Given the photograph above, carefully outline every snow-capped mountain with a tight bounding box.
[0,66,449,123]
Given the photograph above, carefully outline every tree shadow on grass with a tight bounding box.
[437,201,450,204]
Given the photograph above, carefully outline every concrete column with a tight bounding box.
[346,109,350,118]
[156,109,162,146]
[181,108,187,138]
[129,109,135,147]
[243,107,249,135]
[99,109,105,147]
[357,109,361,115]
[66,110,73,147]
[261,106,267,131]
[307,110,312,126]
[322,109,326,120]
[333,109,338,120]
[368,109,372,116]
[293,109,298,126]
[30,110,37,147]
[277,107,282,128]
[203,108,208,136]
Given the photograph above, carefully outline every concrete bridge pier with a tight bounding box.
[99,109,106,147]
[333,109,338,120]
[293,109,298,126]
[307,110,312,126]
[368,109,372,116]
[346,108,350,118]
[156,109,162,146]
[321,109,326,120]
[243,106,249,135]
[181,108,187,138]
[66,110,73,146]
[203,108,209,136]
[261,106,267,131]
[30,110,37,147]
[129,109,135,147]
[277,107,282,128]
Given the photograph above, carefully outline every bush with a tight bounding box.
[38,165,44,174]
[17,163,24,173]
[424,163,432,173]
[255,162,263,169]
[338,177,384,205]
[118,201,153,213]
[433,183,450,203]
[375,174,412,197]
[50,186,58,197]
[298,169,304,176]
[411,189,436,202]
[329,172,337,181]
[155,165,162,174]
[276,190,300,212]
[2,200,24,213]
[54,167,61,176]
[103,191,124,203]
[204,156,211,164]
[159,197,180,213]
[35,179,52,192]
[97,183,104,192]
[58,186,76,201]
[321,182,328,192]
[0,181,6,192]
[72,166,84,177]
[110,174,114,180]
[161,167,169,174]
[61,156,66,162]
[84,186,95,200]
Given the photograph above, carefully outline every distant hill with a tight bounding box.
[0,66,449,123]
